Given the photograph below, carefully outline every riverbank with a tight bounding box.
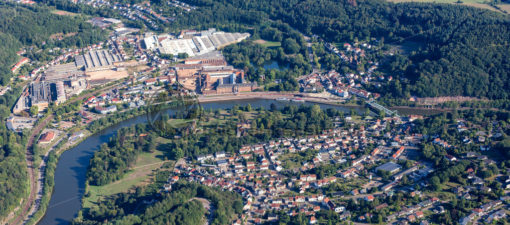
[198,92,364,109]
[198,92,495,116]
[26,106,149,225]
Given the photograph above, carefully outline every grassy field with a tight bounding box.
[254,39,282,48]
[386,0,510,14]
[498,4,510,13]
[83,149,173,208]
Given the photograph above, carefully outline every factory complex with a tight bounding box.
[12,28,255,115]
[173,51,258,94]
[13,49,133,114]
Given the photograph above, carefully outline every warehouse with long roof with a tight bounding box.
[75,49,123,72]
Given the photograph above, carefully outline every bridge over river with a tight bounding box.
[366,100,399,117]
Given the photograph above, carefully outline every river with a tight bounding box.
[38,99,365,225]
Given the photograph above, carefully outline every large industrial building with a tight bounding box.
[13,81,67,113]
[75,49,123,72]
[14,49,128,114]
[144,28,250,57]
[43,63,84,81]
[172,52,257,94]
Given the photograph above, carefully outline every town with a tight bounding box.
[160,114,510,224]
[0,0,509,224]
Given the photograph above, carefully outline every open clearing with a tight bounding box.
[254,39,282,48]
[51,10,80,17]
[83,149,173,208]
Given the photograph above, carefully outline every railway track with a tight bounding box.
[10,115,53,225]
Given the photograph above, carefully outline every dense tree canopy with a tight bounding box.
[0,3,107,85]
[0,125,27,218]
[74,179,242,225]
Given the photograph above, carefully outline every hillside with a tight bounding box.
[177,0,510,100]
[0,2,106,85]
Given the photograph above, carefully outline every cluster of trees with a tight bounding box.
[75,180,242,225]
[87,125,154,185]
[429,161,469,191]
[87,106,147,133]
[222,33,311,90]
[0,3,107,85]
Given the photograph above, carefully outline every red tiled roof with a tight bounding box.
[39,131,55,142]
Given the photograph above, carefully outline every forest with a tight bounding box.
[0,121,28,218]
[0,2,107,85]
[0,68,28,219]
[75,175,243,225]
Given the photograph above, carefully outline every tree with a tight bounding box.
[173,147,184,160]
[30,105,38,116]
[0,105,10,119]
[378,110,386,119]
[430,176,442,191]
[283,38,300,54]
[177,53,188,59]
